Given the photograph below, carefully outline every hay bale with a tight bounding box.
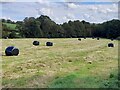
[4,37,8,39]
[97,37,99,40]
[92,37,95,39]
[5,46,19,56]
[46,42,53,46]
[33,41,39,46]
[108,43,114,47]
[68,60,72,62]
[78,38,81,41]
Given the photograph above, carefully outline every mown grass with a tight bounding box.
[2,38,119,88]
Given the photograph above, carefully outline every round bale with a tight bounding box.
[92,37,95,39]
[33,41,39,46]
[97,37,99,40]
[5,46,19,56]
[4,37,8,39]
[46,42,53,46]
[108,43,114,47]
[84,37,86,39]
[78,38,81,41]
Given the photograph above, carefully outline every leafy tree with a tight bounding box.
[19,17,43,38]
[2,15,120,39]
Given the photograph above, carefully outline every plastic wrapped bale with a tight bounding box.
[5,46,19,56]
[4,37,8,39]
[97,37,99,40]
[78,38,81,41]
[108,43,114,47]
[92,37,95,39]
[46,42,53,46]
[84,37,86,39]
[33,41,39,46]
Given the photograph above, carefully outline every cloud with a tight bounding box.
[63,13,75,21]
[1,1,118,24]
[37,0,50,5]
[39,8,53,16]
[65,0,120,2]
[0,0,15,2]
[0,16,11,20]
[67,3,79,9]
[97,4,118,14]
[83,14,90,18]
[66,13,75,19]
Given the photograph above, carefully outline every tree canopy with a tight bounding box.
[1,15,120,39]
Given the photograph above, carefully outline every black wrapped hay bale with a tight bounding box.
[46,42,53,46]
[5,46,19,56]
[84,37,86,39]
[108,43,114,47]
[97,37,99,40]
[33,41,39,46]
[78,38,81,41]
[4,37,8,39]
[92,37,95,39]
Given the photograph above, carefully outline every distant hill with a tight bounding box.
[3,23,17,30]
[2,22,21,38]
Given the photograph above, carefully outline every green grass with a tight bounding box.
[3,23,17,30]
[2,38,119,88]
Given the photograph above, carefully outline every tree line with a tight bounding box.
[1,15,120,39]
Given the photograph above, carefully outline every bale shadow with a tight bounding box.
[2,54,6,56]
[1,54,18,57]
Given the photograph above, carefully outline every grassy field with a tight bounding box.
[2,38,119,88]
[3,23,17,30]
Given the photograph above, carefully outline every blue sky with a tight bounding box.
[0,0,119,24]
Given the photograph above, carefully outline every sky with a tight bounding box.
[0,0,119,24]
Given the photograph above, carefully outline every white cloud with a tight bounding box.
[0,16,17,21]
[97,4,118,14]
[61,13,76,23]
[66,13,75,19]
[0,16,10,19]
[1,1,118,24]
[67,3,79,9]
[39,8,53,16]
[37,0,50,5]
[0,0,15,2]
[83,14,90,18]
[65,0,120,2]
[89,5,98,11]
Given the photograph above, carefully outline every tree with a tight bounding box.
[19,17,43,38]
[2,15,120,39]
[2,24,10,38]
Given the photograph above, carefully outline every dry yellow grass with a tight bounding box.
[1,38,118,88]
